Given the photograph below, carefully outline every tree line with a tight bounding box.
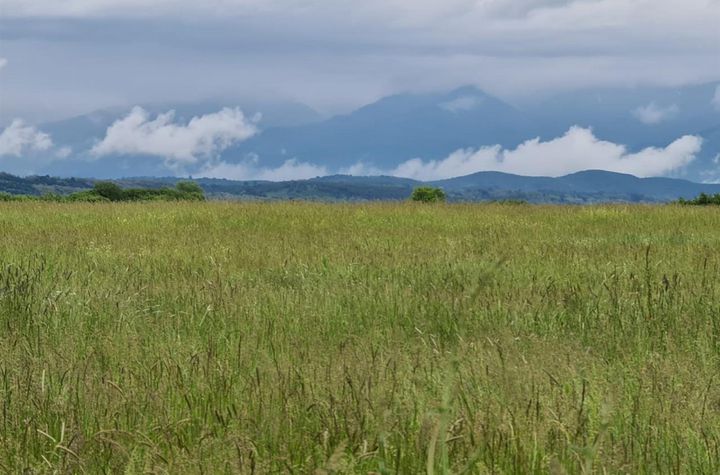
[676,193,720,206]
[0,181,205,202]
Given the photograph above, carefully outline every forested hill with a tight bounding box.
[3,170,720,203]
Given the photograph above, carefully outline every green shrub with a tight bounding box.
[0,192,35,202]
[176,181,204,195]
[411,186,446,203]
[676,192,720,205]
[93,181,125,201]
[490,199,528,205]
[0,181,205,203]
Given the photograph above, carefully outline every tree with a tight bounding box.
[411,187,446,203]
[93,181,125,201]
[176,181,203,195]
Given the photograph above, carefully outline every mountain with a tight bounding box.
[189,170,720,202]
[9,83,720,181]
[524,81,720,178]
[525,82,720,141]
[219,82,720,179]
[31,86,535,178]
[4,170,720,203]
[226,86,534,170]
[432,170,720,202]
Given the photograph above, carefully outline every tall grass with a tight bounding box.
[1,202,719,473]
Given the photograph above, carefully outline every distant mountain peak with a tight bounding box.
[16,83,720,182]
[446,85,489,97]
[439,93,486,113]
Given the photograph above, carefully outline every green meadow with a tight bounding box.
[1,202,720,473]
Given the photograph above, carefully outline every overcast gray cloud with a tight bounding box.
[1,0,718,124]
[0,0,716,182]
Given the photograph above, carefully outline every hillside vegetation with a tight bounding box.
[677,192,720,205]
[5,170,720,203]
[0,181,205,202]
[1,202,720,473]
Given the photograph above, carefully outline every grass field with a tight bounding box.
[1,202,720,474]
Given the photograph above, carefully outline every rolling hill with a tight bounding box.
[4,169,720,203]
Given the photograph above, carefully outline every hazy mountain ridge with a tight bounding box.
[5,169,720,203]
[11,82,720,181]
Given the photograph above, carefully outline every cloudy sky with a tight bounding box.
[2,0,719,123]
[0,0,719,180]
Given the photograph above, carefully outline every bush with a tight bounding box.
[677,192,720,206]
[411,187,446,203]
[93,182,125,201]
[0,181,204,203]
[490,199,528,205]
[176,181,204,195]
[86,180,205,202]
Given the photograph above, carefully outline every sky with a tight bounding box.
[0,0,719,179]
[2,0,719,122]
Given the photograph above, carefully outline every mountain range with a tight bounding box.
[4,169,720,203]
[6,82,720,183]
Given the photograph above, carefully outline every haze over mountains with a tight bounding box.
[1,82,719,184]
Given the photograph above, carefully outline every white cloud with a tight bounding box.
[0,119,53,156]
[340,162,385,176]
[383,127,701,180]
[91,106,258,167]
[390,147,502,180]
[186,126,703,181]
[201,157,327,181]
[439,95,485,112]
[84,120,703,181]
[712,86,720,110]
[632,102,679,124]
[55,146,72,158]
[0,58,7,70]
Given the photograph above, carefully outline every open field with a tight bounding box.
[1,202,720,473]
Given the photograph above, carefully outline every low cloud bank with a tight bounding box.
[92,106,258,169]
[0,119,53,157]
[202,156,328,181]
[193,127,701,181]
[385,127,701,180]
